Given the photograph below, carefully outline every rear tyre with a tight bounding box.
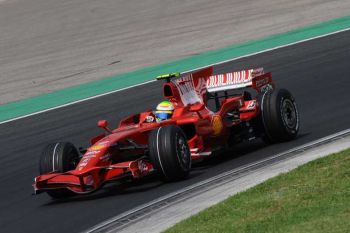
[39,142,80,199]
[259,88,299,143]
[148,125,191,181]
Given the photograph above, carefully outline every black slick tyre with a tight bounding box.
[39,142,80,199]
[148,125,191,181]
[259,88,299,143]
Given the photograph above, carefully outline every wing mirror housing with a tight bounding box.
[97,120,112,133]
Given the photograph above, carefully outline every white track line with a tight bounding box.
[1,27,350,125]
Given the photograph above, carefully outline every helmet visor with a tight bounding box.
[155,112,172,121]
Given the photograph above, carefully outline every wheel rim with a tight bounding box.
[176,134,190,170]
[281,99,298,129]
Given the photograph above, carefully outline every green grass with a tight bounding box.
[165,149,350,233]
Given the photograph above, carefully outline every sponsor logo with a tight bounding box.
[255,77,269,87]
[212,115,223,135]
[83,155,96,159]
[78,153,97,168]
[172,74,202,105]
[84,150,99,156]
[78,157,91,167]
[78,162,88,168]
[145,116,155,123]
[97,140,110,145]
[251,68,264,77]
[138,160,149,173]
[247,100,256,109]
[99,153,110,161]
[206,70,254,89]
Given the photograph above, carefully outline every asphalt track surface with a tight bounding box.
[0,31,350,233]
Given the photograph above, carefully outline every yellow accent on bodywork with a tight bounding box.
[88,144,105,151]
[212,115,223,135]
[156,72,180,80]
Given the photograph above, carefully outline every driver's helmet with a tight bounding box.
[155,100,174,122]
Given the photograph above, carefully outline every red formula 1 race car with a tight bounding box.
[33,66,299,198]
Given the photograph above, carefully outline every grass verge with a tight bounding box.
[165,148,350,233]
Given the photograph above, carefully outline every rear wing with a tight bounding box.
[158,67,273,107]
[206,68,273,93]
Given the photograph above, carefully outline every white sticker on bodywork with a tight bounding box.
[247,100,256,109]
[173,75,202,106]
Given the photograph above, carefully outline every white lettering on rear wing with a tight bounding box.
[206,68,264,93]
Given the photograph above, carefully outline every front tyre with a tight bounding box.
[39,142,80,199]
[260,88,299,143]
[148,125,191,181]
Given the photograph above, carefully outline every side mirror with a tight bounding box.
[97,120,112,133]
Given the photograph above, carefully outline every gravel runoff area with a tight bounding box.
[0,0,350,104]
